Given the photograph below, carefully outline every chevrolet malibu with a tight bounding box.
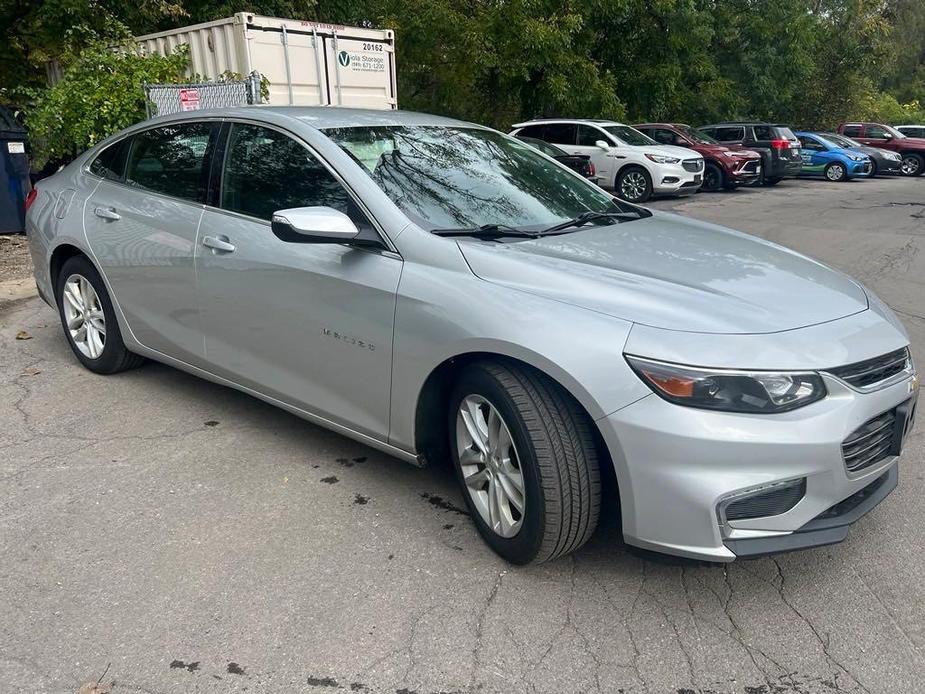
[26,107,918,564]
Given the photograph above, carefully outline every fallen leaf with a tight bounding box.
[78,683,110,694]
[21,366,41,376]
[15,330,32,340]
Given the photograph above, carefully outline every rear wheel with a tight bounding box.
[900,153,923,176]
[55,255,144,374]
[615,167,652,203]
[449,360,601,564]
[824,162,848,182]
[701,162,724,192]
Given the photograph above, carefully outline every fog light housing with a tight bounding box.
[661,176,679,184]
[718,478,807,523]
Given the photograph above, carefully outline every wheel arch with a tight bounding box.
[412,350,613,472]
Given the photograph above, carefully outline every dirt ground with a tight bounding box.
[0,233,35,307]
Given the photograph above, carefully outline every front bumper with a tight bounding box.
[848,160,873,177]
[598,370,917,562]
[876,158,903,174]
[727,158,762,183]
[652,160,703,196]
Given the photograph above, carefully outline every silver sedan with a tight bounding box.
[26,107,918,563]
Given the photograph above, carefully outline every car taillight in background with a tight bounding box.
[588,162,596,177]
[24,188,37,212]
[770,138,790,150]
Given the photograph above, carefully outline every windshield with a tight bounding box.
[678,125,718,145]
[820,133,859,148]
[883,124,907,139]
[601,125,657,147]
[323,125,629,231]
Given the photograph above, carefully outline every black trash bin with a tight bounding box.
[0,107,32,234]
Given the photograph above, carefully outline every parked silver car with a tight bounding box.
[27,107,918,563]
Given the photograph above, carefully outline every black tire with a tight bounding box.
[900,152,924,177]
[824,162,848,182]
[55,255,144,374]
[615,166,652,203]
[448,360,601,564]
[763,176,783,186]
[701,162,724,192]
[869,160,878,177]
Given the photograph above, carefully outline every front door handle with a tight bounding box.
[93,206,121,221]
[202,235,236,253]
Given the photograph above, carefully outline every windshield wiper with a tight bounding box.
[540,210,644,234]
[431,224,541,239]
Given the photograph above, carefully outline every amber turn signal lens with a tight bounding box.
[642,370,695,397]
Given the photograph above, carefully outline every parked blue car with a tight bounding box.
[794,131,872,181]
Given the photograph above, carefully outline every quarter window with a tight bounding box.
[753,125,772,140]
[89,139,130,181]
[842,125,862,137]
[125,123,214,202]
[220,123,361,224]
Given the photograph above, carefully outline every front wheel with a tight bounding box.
[449,361,601,564]
[701,162,724,192]
[824,162,848,182]
[900,153,924,176]
[615,167,652,203]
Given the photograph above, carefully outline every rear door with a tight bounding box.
[195,121,402,439]
[83,121,218,363]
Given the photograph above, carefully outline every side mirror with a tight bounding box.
[595,139,611,151]
[882,133,893,140]
[271,206,360,244]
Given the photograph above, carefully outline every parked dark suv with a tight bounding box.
[634,123,762,191]
[837,122,925,176]
[698,122,802,185]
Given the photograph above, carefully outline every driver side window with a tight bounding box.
[221,123,368,227]
[865,125,889,139]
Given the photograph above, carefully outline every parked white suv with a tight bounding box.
[510,118,704,203]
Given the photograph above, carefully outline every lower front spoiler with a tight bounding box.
[724,464,897,559]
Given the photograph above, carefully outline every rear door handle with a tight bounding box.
[93,206,121,221]
[202,235,236,253]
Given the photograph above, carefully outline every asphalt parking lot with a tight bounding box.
[2,176,924,694]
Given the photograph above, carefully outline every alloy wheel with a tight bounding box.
[901,155,921,176]
[620,171,647,201]
[455,394,525,538]
[62,273,106,359]
[826,163,845,181]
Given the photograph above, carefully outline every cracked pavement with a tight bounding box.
[2,175,924,694]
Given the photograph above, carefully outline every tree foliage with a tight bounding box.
[4,0,925,159]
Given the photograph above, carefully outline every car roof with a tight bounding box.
[633,123,687,128]
[701,121,782,127]
[511,118,624,128]
[135,105,479,130]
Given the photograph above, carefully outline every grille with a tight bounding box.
[842,408,897,473]
[742,160,760,173]
[828,348,909,389]
[724,478,806,521]
[682,159,704,172]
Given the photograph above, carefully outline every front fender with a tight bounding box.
[388,261,650,452]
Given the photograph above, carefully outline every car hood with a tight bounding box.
[629,144,700,159]
[458,212,869,334]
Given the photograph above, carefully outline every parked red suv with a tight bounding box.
[634,123,762,191]
[836,122,925,176]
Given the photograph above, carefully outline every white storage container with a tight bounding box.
[134,13,397,110]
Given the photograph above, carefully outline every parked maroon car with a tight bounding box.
[634,123,762,191]
[837,122,925,176]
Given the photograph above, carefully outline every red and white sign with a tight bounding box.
[179,88,201,111]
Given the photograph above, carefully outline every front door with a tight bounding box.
[83,121,217,363]
[195,122,402,440]
[573,124,614,184]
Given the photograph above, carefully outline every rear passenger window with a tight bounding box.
[543,123,577,145]
[125,123,214,202]
[842,125,862,137]
[220,123,361,224]
[89,139,130,181]
[714,127,745,142]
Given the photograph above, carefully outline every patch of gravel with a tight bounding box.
[0,234,32,282]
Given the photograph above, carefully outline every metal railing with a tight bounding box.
[143,71,262,117]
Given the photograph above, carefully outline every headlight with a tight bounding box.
[886,152,901,160]
[645,153,681,164]
[625,356,827,413]
[850,155,865,162]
